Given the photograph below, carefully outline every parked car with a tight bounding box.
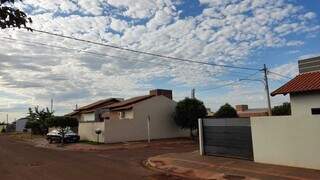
[46,129,80,143]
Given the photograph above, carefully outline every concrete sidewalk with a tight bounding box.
[147,151,320,180]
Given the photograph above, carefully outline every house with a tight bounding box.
[67,98,122,140]
[79,89,188,143]
[15,118,29,132]
[66,98,123,122]
[236,105,268,117]
[251,56,320,170]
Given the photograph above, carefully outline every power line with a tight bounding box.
[0,36,260,79]
[268,70,293,79]
[26,28,261,71]
[199,71,261,92]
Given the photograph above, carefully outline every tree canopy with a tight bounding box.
[214,103,238,118]
[26,107,54,135]
[174,98,207,138]
[272,102,291,116]
[0,0,32,30]
[47,116,78,129]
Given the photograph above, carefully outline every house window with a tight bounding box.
[120,111,126,119]
[311,108,320,115]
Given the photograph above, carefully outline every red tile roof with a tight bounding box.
[65,98,121,116]
[107,95,154,111]
[271,71,320,96]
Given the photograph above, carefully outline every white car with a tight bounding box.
[46,129,80,143]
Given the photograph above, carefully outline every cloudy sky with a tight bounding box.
[0,0,319,122]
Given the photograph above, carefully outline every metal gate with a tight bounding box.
[201,118,253,160]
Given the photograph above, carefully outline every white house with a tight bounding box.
[251,56,320,170]
[78,89,188,143]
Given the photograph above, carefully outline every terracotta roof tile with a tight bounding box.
[271,71,320,96]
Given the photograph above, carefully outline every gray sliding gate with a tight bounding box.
[201,118,253,160]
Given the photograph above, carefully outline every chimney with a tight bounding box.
[150,89,172,99]
[236,105,248,112]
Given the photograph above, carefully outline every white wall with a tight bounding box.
[104,96,188,143]
[79,122,105,142]
[290,93,320,116]
[81,113,95,122]
[251,115,320,170]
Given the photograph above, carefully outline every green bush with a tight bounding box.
[174,98,207,138]
[272,102,291,116]
[214,103,238,118]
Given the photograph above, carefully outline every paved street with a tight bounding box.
[0,136,196,180]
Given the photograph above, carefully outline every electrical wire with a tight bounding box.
[26,28,261,71]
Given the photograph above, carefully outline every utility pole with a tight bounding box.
[191,88,195,99]
[50,98,54,113]
[6,114,8,125]
[263,64,272,116]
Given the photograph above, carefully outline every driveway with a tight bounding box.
[0,136,196,180]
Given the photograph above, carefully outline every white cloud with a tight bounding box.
[0,0,318,121]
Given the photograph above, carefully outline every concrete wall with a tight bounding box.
[251,115,320,170]
[290,93,320,116]
[79,122,105,142]
[104,96,188,143]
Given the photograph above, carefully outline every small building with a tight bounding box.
[236,105,268,117]
[15,118,29,132]
[271,71,320,116]
[251,56,320,170]
[78,89,188,143]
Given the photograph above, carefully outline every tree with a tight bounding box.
[272,102,291,116]
[26,107,54,135]
[174,98,207,139]
[0,0,32,30]
[47,116,78,144]
[214,103,238,118]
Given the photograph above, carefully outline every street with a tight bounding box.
[0,136,196,180]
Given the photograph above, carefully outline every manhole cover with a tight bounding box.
[223,174,245,180]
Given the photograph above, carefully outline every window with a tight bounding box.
[311,108,320,115]
[120,111,126,119]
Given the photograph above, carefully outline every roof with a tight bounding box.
[65,98,121,116]
[77,98,120,111]
[271,71,320,96]
[107,95,155,111]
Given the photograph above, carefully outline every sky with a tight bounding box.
[0,0,319,122]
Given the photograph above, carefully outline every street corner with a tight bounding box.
[146,153,253,180]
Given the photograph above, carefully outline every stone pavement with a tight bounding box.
[147,151,320,180]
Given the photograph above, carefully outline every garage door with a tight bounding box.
[202,118,253,160]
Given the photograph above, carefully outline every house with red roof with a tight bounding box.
[271,56,320,116]
[250,56,320,170]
